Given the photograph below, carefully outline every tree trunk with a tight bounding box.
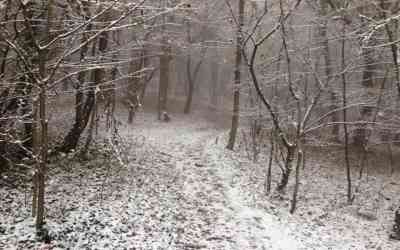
[265,131,274,194]
[59,2,94,153]
[341,21,353,204]
[353,5,377,148]
[353,38,375,147]
[290,147,303,213]
[36,51,48,230]
[183,62,194,114]
[18,0,41,152]
[31,94,39,217]
[184,49,205,114]
[319,0,339,140]
[184,18,194,114]
[227,0,245,150]
[36,0,52,233]
[83,26,108,153]
[158,48,171,120]
[277,144,296,192]
[139,47,152,103]
[157,0,171,120]
[126,14,143,124]
[209,54,220,109]
[379,1,400,145]
[126,56,141,124]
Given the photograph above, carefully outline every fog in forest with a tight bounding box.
[2,1,400,249]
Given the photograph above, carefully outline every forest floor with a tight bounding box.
[1,108,400,249]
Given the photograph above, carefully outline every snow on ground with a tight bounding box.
[1,109,400,249]
[204,138,304,250]
[230,131,400,249]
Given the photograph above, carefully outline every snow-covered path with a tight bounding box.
[206,141,303,250]
[1,112,304,249]
[127,112,304,249]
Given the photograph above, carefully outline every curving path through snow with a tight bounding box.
[131,112,304,249]
[1,111,304,249]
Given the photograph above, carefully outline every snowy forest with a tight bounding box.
[2,0,400,249]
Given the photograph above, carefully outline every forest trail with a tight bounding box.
[1,111,305,249]
[4,111,398,249]
[129,112,303,249]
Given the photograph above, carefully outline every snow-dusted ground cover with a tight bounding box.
[231,133,400,249]
[1,109,400,249]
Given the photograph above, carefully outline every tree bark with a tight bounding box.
[227,0,245,150]
[277,144,296,192]
[183,55,195,114]
[341,20,353,204]
[290,147,303,213]
[36,0,52,233]
[158,0,171,120]
[59,2,95,153]
[265,131,274,194]
[36,49,48,230]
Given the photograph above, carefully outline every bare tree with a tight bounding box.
[183,9,208,114]
[241,0,305,196]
